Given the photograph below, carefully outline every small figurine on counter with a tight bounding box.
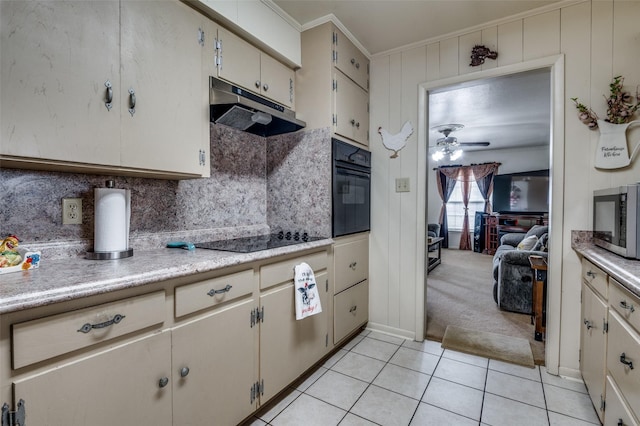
[0,235,23,268]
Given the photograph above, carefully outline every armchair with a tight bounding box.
[492,225,548,314]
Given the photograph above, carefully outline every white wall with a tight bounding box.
[368,0,640,377]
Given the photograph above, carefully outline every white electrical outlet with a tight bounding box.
[62,198,83,225]
[395,178,410,192]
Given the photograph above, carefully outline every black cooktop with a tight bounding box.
[195,232,325,253]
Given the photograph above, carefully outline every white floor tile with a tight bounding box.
[350,385,420,426]
[548,411,600,426]
[323,349,348,368]
[342,335,365,351]
[481,393,550,426]
[422,377,484,421]
[433,357,487,390]
[338,413,379,426]
[485,370,546,408]
[373,363,430,400]
[443,349,489,368]
[402,339,444,357]
[489,359,541,382]
[331,351,386,383]
[544,384,600,424]
[541,369,588,394]
[294,366,327,391]
[367,330,407,345]
[239,417,267,426]
[389,347,440,375]
[255,389,301,423]
[352,336,400,362]
[306,370,369,411]
[411,402,478,426]
[271,393,346,426]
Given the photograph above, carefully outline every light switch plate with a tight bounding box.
[395,178,410,192]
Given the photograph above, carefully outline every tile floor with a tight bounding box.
[243,330,600,426]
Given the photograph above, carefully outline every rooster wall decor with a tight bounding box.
[378,121,414,158]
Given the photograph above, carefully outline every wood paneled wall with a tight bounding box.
[368,0,640,376]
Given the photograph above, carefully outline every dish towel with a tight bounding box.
[294,262,322,320]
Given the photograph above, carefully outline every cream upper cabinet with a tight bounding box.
[298,22,370,147]
[0,1,121,166]
[216,27,295,109]
[0,0,209,178]
[119,0,209,176]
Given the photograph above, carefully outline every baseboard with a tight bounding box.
[366,322,416,341]
[557,366,582,380]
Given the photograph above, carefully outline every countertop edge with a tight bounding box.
[0,239,334,315]
[572,240,640,299]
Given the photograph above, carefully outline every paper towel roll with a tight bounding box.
[94,188,131,252]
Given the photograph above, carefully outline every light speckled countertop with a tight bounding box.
[0,239,333,315]
[572,239,640,299]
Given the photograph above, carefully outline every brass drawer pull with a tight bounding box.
[619,352,634,370]
[619,300,636,312]
[207,285,232,296]
[77,314,126,333]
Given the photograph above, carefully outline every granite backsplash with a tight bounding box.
[0,124,331,259]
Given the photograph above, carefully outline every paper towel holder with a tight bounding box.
[86,180,134,260]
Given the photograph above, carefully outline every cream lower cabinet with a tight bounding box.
[259,251,331,403]
[12,331,173,426]
[581,280,608,422]
[172,298,257,425]
[333,233,369,344]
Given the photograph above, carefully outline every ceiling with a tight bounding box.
[274,0,555,153]
[273,0,562,55]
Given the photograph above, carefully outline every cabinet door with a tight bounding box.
[217,27,261,94]
[0,1,120,166]
[259,271,329,403]
[604,375,638,426]
[333,26,369,91]
[334,72,369,146]
[260,54,295,109]
[581,282,607,422]
[13,331,172,426]
[334,279,369,343]
[172,299,258,426]
[334,236,369,294]
[120,0,205,175]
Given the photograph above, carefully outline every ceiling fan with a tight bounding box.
[429,124,490,161]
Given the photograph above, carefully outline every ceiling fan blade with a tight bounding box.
[459,141,490,146]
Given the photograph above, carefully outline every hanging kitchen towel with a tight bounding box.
[294,262,322,320]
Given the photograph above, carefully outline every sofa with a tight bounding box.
[492,225,548,314]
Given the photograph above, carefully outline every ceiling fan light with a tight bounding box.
[432,150,444,161]
[450,149,463,161]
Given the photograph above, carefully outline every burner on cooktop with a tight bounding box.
[195,232,325,253]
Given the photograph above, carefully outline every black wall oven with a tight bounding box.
[332,139,371,237]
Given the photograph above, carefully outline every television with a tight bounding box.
[492,170,549,214]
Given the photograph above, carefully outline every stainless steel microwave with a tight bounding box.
[593,184,640,259]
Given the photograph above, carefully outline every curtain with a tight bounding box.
[436,168,458,248]
[458,167,473,250]
[471,162,500,213]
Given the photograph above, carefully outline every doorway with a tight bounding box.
[414,56,565,371]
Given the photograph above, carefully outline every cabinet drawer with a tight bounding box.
[610,279,640,334]
[260,251,328,290]
[607,311,640,419]
[334,280,369,343]
[605,375,639,426]
[334,237,369,294]
[12,291,165,369]
[582,258,608,300]
[175,269,254,317]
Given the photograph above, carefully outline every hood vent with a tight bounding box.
[210,77,305,137]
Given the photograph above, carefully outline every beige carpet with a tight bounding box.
[442,325,535,368]
[426,248,545,365]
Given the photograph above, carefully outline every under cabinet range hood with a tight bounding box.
[209,76,305,137]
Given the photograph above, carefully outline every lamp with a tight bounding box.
[431,145,463,161]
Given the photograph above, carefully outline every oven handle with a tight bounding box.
[335,165,371,178]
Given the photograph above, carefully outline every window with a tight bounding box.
[447,180,485,231]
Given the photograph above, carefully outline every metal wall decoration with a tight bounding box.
[470,45,498,67]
